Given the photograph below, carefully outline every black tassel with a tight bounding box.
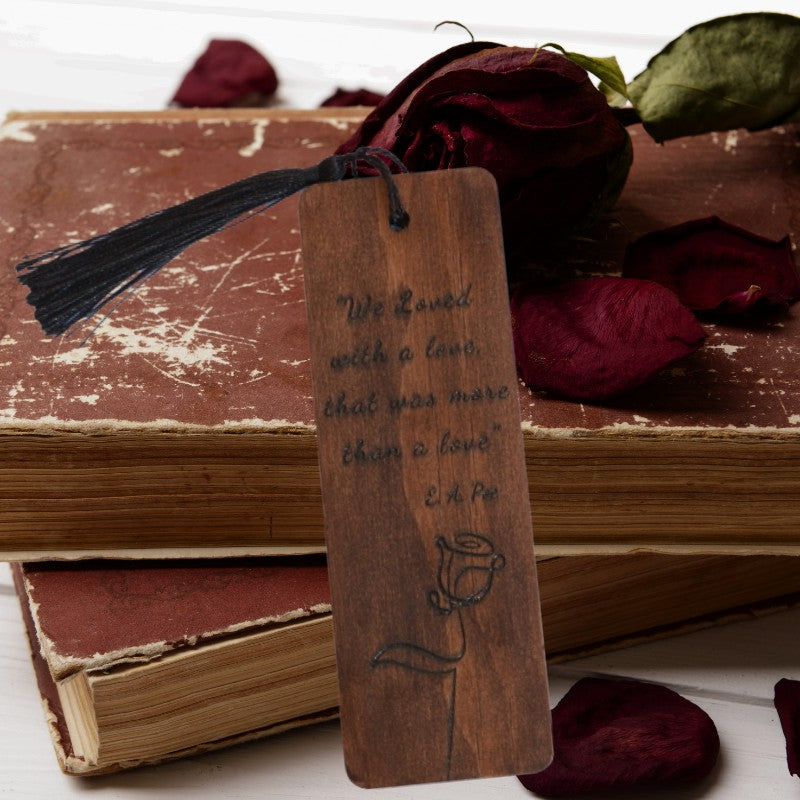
[16,147,408,337]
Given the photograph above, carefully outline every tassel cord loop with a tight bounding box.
[337,146,410,231]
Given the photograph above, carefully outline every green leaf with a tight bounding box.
[599,81,629,108]
[627,12,800,141]
[539,42,629,100]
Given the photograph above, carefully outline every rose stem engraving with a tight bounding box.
[370,531,505,779]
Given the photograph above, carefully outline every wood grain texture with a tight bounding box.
[300,169,552,786]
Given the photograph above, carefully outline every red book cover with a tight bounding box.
[13,556,337,774]
[0,110,799,556]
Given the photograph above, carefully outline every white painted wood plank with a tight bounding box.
[3,1,799,119]
[551,607,800,702]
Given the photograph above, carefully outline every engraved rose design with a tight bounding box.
[370,531,505,778]
[428,531,506,614]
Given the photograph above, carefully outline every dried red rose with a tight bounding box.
[172,39,278,108]
[518,677,720,797]
[320,87,385,107]
[774,678,800,776]
[336,42,631,255]
[623,216,800,314]
[511,277,706,402]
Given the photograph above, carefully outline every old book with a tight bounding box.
[14,552,800,775]
[1,109,798,557]
[12,556,338,774]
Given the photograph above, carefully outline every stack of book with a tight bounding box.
[1,108,799,775]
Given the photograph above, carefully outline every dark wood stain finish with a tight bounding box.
[300,169,552,787]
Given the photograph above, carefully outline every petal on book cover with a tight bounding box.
[511,276,705,402]
[622,216,800,314]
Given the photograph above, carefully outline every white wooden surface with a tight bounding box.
[2,0,799,118]
[2,2,800,797]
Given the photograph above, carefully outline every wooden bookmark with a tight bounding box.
[300,168,552,788]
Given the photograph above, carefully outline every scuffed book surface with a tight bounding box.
[13,556,336,774]
[21,556,330,678]
[1,112,798,434]
[1,111,800,556]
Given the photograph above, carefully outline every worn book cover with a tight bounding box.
[1,110,798,556]
[14,552,800,774]
[12,556,338,774]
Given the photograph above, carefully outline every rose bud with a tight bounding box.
[320,87,385,107]
[518,677,720,797]
[172,39,278,108]
[774,678,800,776]
[511,276,706,402]
[623,216,800,315]
[428,531,505,614]
[336,42,632,256]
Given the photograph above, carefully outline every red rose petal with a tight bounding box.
[336,43,630,254]
[172,39,278,108]
[774,678,800,776]
[511,277,705,402]
[319,88,385,107]
[518,677,720,797]
[622,216,800,314]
